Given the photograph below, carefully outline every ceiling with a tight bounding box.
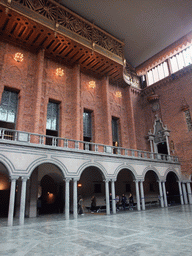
[59,0,192,67]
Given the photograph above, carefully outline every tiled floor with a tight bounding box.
[0,205,192,255]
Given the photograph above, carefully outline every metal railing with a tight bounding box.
[0,128,179,163]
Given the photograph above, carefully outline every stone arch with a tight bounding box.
[27,158,68,178]
[164,167,180,181]
[77,161,107,180]
[0,154,15,176]
[114,164,137,180]
[142,166,161,181]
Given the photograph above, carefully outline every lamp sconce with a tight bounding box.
[78,183,82,187]
[56,68,64,77]
[14,53,24,62]
[115,91,122,98]
[89,80,96,89]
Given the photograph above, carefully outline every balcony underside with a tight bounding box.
[0,0,125,84]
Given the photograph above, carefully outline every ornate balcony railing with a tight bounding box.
[0,127,179,163]
[7,0,124,58]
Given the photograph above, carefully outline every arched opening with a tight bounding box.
[24,163,65,217]
[157,142,168,154]
[166,172,180,205]
[78,166,105,213]
[0,163,10,217]
[144,170,159,207]
[116,169,135,210]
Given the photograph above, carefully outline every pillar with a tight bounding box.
[158,181,164,207]
[186,182,192,205]
[111,179,116,214]
[135,180,141,211]
[8,176,18,226]
[162,181,168,207]
[33,49,45,134]
[19,177,28,225]
[178,181,184,205]
[182,183,188,204]
[29,169,38,217]
[102,77,112,145]
[140,181,145,210]
[65,178,70,220]
[105,179,110,215]
[73,178,78,219]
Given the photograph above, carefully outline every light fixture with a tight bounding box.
[89,80,96,89]
[115,91,122,98]
[56,68,64,77]
[14,53,24,62]
[78,183,82,187]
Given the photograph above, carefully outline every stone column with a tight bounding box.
[162,181,168,207]
[8,176,18,226]
[135,180,141,211]
[186,182,192,205]
[111,179,116,214]
[65,178,70,220]
[158,181,164,207]
[19,177,28,225]
[182,183,188,205]
[104,179,110,215]
[140,181,145,210]
[164,129,170,156]
[73,178,78,219]
[29,169,38,218]
[178,181,184,205]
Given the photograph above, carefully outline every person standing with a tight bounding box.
[91,195,96,213]
[129,193,134,210]
[121,194,127,210]
[78,195,84,215]
[116,195,120,211]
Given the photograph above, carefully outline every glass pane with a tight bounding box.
[176,52,185,70]
[46,102,59,131]
[158,64,164,80]
[183,47,192,66]
[0,106,7,121]
[170,56,179,73]
[163,61,169,77]
[112,118,118,142]
[83,111,92,138]
[147,70,153,85]
[152,67,159,83]
[0,90,18,123]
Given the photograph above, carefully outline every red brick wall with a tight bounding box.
[142,67,192,176]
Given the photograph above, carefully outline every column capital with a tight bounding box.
[110,178,116,182]
[73,177,79,182]
[9,176,19,181]
[20,176,29,181]
[103,178,110,183]
[64,178,72,182]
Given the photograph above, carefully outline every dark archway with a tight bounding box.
[144,170,159,207]
[116,169,135,210]
[78,166,105,213]
[0,162,10,217]
[166,172,180,204]
[25,163,65,217]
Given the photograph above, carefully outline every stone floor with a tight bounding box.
[0,205,192,255]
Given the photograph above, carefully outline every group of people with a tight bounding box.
[111,193,134,211]
[78,193,134,215]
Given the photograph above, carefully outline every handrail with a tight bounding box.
[0,127,179,163]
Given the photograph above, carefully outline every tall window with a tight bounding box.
[0,89,18,129]
[112,117,119,147]
[83,110,92,142]
[46,101,59,145]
